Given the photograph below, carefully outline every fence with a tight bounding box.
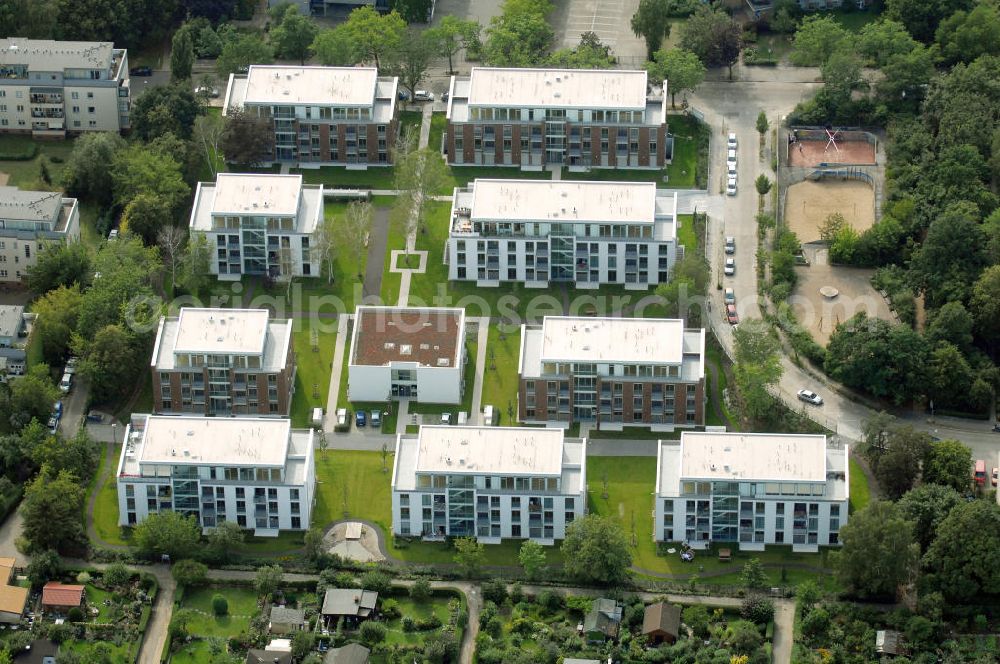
[806,167,874,185]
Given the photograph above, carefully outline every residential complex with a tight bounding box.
[654,432,849,552]
[0,187,80,283]
[150,308,295,417]
[0,38,130,136]
[348,306,467,404]
[518,317,706,428]
[189,173,321,279]
[445,67,667,169]
[391,426,587,544]
[223,65,399,165]
[0,305,27,377]
[116,414,316,535]
[447,180,678,288]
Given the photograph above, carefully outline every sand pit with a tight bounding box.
[788,139,876,167]
[784,180,875,243]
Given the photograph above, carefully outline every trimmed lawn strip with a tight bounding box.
[479,326,520,426]
[665,114,710,189]
[561,167,665,183]
[589,427,680,440]
[676,213,697,249]
[439,165,550,194]
[848,456,870,514]
[428,112,446,156]
[179,586,259,639]
[400,110,423,141]
[0,135,76,189]
[93,444,129,547]
[289,323,336,428]
[705,338,738,430]
[292,165,398,190]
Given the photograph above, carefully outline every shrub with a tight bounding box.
[66,607,84,622]
[75,571,91,585]
[212,594,229,616]
[360,570,391,594]
[401,615,416,632]
[509,582,523,604]
[409,579,432,601]
[480,579,507,604]
[359,620,387,645]
[537,590,563,614]
[416,613,442,630]
[380,598,400,620]
[741,594,775,624]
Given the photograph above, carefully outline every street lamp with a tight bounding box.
[111,422,118,447]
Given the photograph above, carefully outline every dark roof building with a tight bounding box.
[324,643,371,664]
[583,598,622,641]
[321,589,378,622]
[642,602,681,645]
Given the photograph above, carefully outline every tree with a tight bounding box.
[129,85,203,141]
[30,285,82,367]
[833,501,919,599]
[741,594,774,624]
[26,242,91,296]
[171,559,208,588]
[28,427,98,481]
[62,132,126,206]
[311,24,361,67]
[873,425,931,500]
[518,540,546,580]
[392,29,436,97]
[728,620,763,655]
[679,5,742,77]
[344,6,406,69]
[219,108,274,168]
[101,561,131,589]
[970,265,1000,351]
[740,558,767,590]
[111,144,190,212]
[204,521,244,564]
[682,605,710,639]
[270,6,317,64]
[898,484,962,552]
[645,48,704,108]
[922,439,972,493]
[922,500,1000,601]
[158,225,187,293]
[122,193,173,245]
[359,620,387,645]
[171,27,195,81]
[732,320,782,422]
[790,14,851,66]
[133,511,202,561]
[254,564,284,597]
[926,301,974,354]
[546,31,616,69]
[21,466,87,554]
[212,594,228,616]
[409,579,432,601]
[561,514,631,585]
[925,343,975,411]
[909,202,988,308]
[935,3,1000,65]
[631,0,672,60]
[192,112,224,178]
[340,201,373,280]
[754,174,772,211]
[425,15,480,73]
[78,324,148,404]
[453,537,485,578]
[756,111,769,144]
[483,0,554,67]
[26,549,62,589]
[216,33,273,76]
[303,527,325,563]
[857,18,918,67]
[178,233,212,296]
[360,570,392,594]
[885,0,974,43]
[290,630,314,660]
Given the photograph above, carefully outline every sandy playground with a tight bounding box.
[788,138,876,167]
[784,180,875,244]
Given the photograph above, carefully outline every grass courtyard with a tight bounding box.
[178,586,260,639]
[289,324,336,428]
[479,325,521,427]
[849,457,870,514]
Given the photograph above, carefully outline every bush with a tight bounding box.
[480,579,507,604]
[401,615,416,632]
[741,594,775,624]
[381,598,401,620]
[409,579,432,601]
[359,620,387,645]
[66,607,84,622]
[360,570,391,594]
[416,613,442,630]
[537,590,563,614]
[212,594,228,616]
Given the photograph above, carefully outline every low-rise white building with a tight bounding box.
[348,306,466,404]
[447,180,678,289]
[391,425,587,544]
[0,187,80,283]
[190,173,322,280]
[116,414,315,536]
[654,432,849,552]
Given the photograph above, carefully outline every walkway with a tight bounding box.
[362,208,390,299]
[322,315,350,432]
[467,317,490,424]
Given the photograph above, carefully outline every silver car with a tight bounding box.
[797,389,823,405]
[724,258,735,276]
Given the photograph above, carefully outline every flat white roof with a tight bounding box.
[415,426,564,476]
[136,416,290,467]
[680,432,828,482]
[172,309,270,356]
[210,173,302,217]
[467,68,647,109]
[469,180,657,224]
[540,317,684,364]
[243,65,378,106]
[0,38,115,71]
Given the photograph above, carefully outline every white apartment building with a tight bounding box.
[519,317,706,429]
[448,180,678,289]
[116,414,315,536]
[0,38,130,136]
[655,433,849,552]
[223,65,399,165]
[391,426,587,544]
[0,187,80,283]
[348,306,467,404]
[190,173,322,280]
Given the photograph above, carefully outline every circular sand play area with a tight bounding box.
[784,180,875,243]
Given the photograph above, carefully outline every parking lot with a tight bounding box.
[551,0,648,62]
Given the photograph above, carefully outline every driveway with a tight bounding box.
[58,374,89,438]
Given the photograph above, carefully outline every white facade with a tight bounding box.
[0,187,80,283]
[189,174,321,280]
[654,433,849,552]
[0,39,130,136]
[348,306,466,404]
[447,180,678,289]
[116,414,315,536]
[391,426,587,544]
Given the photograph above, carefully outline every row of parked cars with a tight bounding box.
[726,132,738,196]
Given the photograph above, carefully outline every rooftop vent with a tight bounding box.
[383,342,395,350]
[437,358,450,367]
[400,344,412,355]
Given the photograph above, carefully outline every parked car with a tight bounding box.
[129,66,153,76]
[727,132,737,149]
[726,164,737,178]
[355,410,367,428]
[724,287,735,304]
[414,90,434,101]
[59,372,73,394]
[66,356,79,372]
[724,258,735,276]
[797,389,823,405]
[108,228,119,240]
[727,149,737,167]
[441,91,450,103]
[726,304,739,325]
[47,417,59,434]
[370,410,382,428]
[335,408,348,431]
[441,412,452,425]
[397,89,410,101]
[86,411,104,423]
[194,86,220,98]
[53,401,63,418]
[726,178,737,196]
[725,236,735,254]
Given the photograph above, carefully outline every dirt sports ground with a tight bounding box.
[788,138,876,168]
[784,180,875,243]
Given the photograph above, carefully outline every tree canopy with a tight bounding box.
[560,514,632,585]
[833,501,919,599]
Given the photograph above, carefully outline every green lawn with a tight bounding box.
[169,639,216,664]
[705,340,737,429]
[439,165,550,194]
[0,135,76,189]
[292,165,398,190]
[589,427,680,440]
[92,444,129,547]
[62,639,134,664]
[830,8,880,33]
[562,167,666,183]
[479,326,521,426]
[289,323,336,428]
[849,457,870,514]
[179,586,260,638]
[665,114,710,189]
[677,213,697,249]
[428,112,447,155]
[382,595,454,646]
[400,110,423,141]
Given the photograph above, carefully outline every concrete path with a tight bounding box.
[139,566,175,664]
[0,508,25,565]
[362,207,390,300]
[322,315,350,432]
[395,399,410,435]
[772,593,796,664]
[468,317,490,424]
